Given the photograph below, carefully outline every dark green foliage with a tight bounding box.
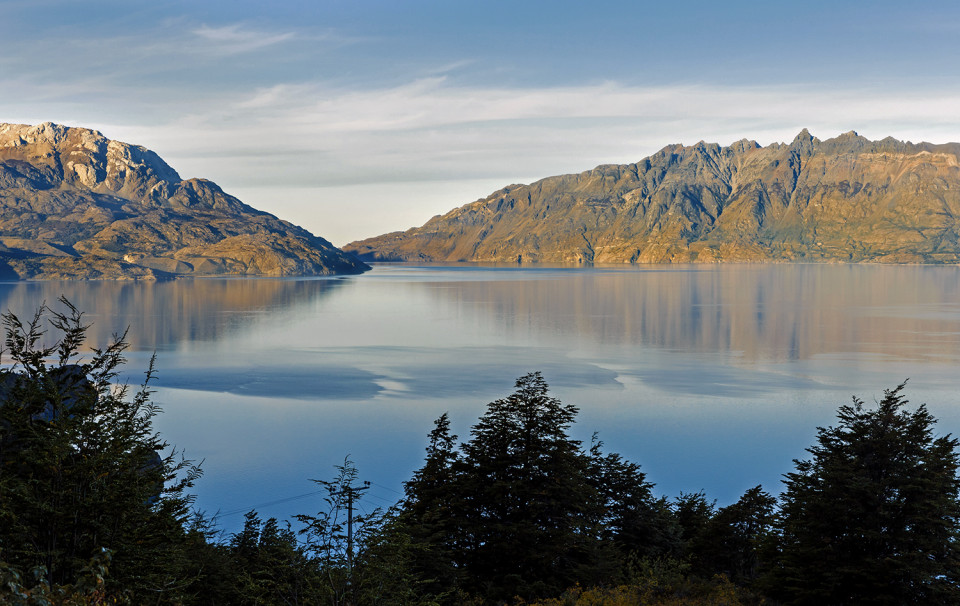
[689,485,775,584]
[397,413,464,601]
[228,511,321,605]
[587,437,680,575]
[177,515,241,606]
[768,382,960,605]
[0,298,200,603]
[671,491,715,558]
[397,372,678,603]
[672,492,714,535]
[453,372,603,601]
[355,512,441,606]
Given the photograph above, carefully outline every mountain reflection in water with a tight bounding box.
[416,264,960,363]
[0,277,347,350]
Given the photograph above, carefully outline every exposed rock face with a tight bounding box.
[345,131,960,264]
[0,122,368,279]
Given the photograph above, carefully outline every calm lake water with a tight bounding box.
[4,263,960,533]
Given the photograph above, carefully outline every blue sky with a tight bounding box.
[4,0,960,244]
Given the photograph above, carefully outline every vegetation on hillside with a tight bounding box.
[1,302,959,604]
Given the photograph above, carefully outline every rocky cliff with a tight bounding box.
[345,130,960,264]
[0,122,368,279]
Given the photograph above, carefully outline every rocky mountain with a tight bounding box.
[345,130,960,264]
[0,122,368,279]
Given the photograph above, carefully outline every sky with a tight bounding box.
[4,0,960,245]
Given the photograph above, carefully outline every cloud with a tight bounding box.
[191,23,296,55]
[12,74,960,187]
[128,79,960,176]
[211,78,960,142]
[234,84,309,110]
[0,17,308,100]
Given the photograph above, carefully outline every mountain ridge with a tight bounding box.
[345,130,960,265]
[0,122,368,279]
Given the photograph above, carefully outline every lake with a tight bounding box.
[4,263,960,533]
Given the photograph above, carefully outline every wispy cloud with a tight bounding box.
[191,23,296,55]
[152,79,960,162]
[12,71,960,183]
[0,18,310,97]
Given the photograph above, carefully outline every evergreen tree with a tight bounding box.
[453,372,603,601]
[588,437,679,572]
[178,513,240,606]
[0,299,200,603]
[690,485,775,584]
[769,383,960,605]
[398,413,463,601]
[355,511,438,606]
[229,511,321,606]
[394,372,683,603]
[671,491,715,559]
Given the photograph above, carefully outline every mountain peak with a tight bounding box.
[788,128,819,155]
[345,131,960,266]
[0,122,368,279]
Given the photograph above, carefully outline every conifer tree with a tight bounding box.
[454,372,602,601]
[588,437,679,572]
[399,413,463,600]
[0,298,200,603]
[691,485,775,584]
[397,372,679,603]
[769,383,960,605]
[229,511,320,606]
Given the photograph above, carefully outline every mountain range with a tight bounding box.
[345,130,960,265]
[0,122,367,279]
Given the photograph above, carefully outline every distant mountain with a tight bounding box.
[0,122,368,279]
[345,130,960,264]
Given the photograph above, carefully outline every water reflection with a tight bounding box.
[417,264,960,363]
[0,277,349,350]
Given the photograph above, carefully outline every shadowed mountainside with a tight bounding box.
[345,130,960,264]
[0,122,368,279]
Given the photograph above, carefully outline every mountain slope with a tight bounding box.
[0,122,368,279]
[345,130,960,264]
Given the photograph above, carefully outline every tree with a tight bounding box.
[297,457,383,606]
[587,436,679,575]
[397,413,463,602]
[228,510,321,606]
[0,298,200,603]
[769,382,960,605]
[453,372,604,601]
[690,485,775,584]
[394,372,680,603]
[354,511,438,606]
[671,491,715,560]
